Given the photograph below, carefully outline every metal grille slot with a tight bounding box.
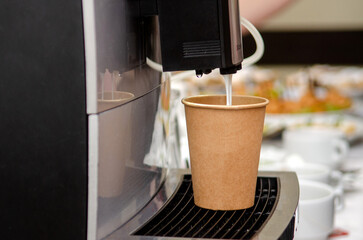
[183,40,221,58]
[133,175,279,239]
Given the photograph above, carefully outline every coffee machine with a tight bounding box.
[0,0,298,239]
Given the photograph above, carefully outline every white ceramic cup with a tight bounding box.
[282,127,349,170]
[260,161,332,184]
[295,180,343,240]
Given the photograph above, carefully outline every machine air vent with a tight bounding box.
[133,175,279,239]
[183,40,221,58]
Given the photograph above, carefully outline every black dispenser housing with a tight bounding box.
[145,0,243,75]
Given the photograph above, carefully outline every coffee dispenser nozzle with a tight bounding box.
[142,0,243,77]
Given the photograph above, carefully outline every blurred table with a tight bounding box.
[261,67,363,240]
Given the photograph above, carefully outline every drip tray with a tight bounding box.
[133,175,279,239]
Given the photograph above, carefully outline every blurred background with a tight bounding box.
[243,0,363,64]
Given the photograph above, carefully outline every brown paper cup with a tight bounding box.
[182,95,269,210]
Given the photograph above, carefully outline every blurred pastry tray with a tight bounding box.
[264,113,363,144]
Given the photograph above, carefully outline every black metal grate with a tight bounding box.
[133,175,279,239]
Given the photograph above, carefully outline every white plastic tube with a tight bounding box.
[240,17,264,68]
[146,17,265,81]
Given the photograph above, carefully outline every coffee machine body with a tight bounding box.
[1,0,244,239]
[1,0,168,238]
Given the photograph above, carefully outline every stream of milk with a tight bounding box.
[223,74,233,106]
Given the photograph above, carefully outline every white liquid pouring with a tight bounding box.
[223,74,233,106]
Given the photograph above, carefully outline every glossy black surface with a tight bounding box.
[157,0,242,73]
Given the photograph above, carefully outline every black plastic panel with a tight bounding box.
[0,0,87,239]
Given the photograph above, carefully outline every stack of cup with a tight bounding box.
[281,127,349,239]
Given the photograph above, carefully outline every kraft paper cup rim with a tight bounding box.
[98,91,134,103]
[182,94,269,110]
